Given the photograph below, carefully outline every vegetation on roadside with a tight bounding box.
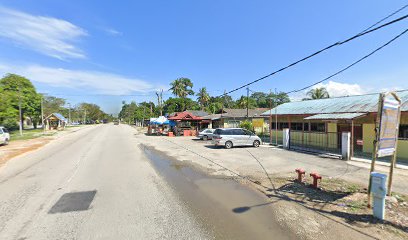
[0,73,112,130]
[119,77,292,124]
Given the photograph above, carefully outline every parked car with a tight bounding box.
[212,128,261,149]
[198,129,215,141]
[0,126,10,145]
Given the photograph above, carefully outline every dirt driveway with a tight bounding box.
[136,132,408,240]
[138,134,408,195]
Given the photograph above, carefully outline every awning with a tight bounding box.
[304,112,368,120]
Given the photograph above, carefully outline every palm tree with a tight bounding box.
[196,87,210,110]
[170,78,194,98]
[304,87,330,100]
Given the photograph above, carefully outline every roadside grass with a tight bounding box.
[10,128,57,141]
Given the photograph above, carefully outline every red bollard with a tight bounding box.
[310,172,322,189]
[295,168,306,182]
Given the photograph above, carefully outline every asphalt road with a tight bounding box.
[0,125,210,239]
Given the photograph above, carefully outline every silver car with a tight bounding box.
[0,126,10,145]
[212,128,261,149]
[198,128,215,141]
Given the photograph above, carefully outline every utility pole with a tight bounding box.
[156,89,163,116]
[18,86,23,136]
[142,105,146,127]
[84,109,87,124]
[246,87,249,119]
[41,95,45,132]
[275,88,278,145]
[68,103,71,125]
[269,89,272,144]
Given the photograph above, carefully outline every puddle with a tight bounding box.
[142,145,294,240]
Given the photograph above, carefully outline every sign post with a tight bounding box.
[368,92,401,206]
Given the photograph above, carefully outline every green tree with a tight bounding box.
[205,94,235,113]
[304,87,330,100]
[0,73,42,129]
[43,95,67,117]
[0,85,18,129]
[196,87,210,110]
[163,97,199,113]
[239,120,254,132]
[251,92,268,108]
[251,91,290,108]
[170,77,194,98]
[79,103,106,122]
[236,96,257,109]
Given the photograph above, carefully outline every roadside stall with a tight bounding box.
[148,116,174,136]
[167,111,203,136]
[45,113,67,130]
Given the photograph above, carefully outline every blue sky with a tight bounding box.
[0,1,407,114]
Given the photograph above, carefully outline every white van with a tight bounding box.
[0,126,10,145]
[212,128,261,149]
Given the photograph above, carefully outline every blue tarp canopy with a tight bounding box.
[163,120,176,126]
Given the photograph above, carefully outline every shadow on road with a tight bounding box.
[49,190,97,214]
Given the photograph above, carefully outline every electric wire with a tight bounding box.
[218,13,408,97]
[359,4,408,34]
[285,27,408,95]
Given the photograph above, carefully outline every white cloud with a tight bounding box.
[314,81,365,97]
[104,28,122,36]
[289,81,366,101]
[0,63,157,95]
[0,7,87,60]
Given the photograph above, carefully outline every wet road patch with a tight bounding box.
[49,190,96,214]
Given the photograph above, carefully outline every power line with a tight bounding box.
[359,4,408,34]
[285,27,408,95]
[218,13,408,97]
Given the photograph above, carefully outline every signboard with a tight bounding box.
[377,94,401,158]
[252,118,264,128]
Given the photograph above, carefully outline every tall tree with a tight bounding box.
[304,87,330,100]
[170,77,194,98]
[196,87,210,110]
[43,95,67,117]
[236,96,257,109]
[0,74,42,129]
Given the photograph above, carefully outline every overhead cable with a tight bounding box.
[219,13,408,97]
[285,28,408,94]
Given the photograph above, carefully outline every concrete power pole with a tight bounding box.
[269,89,272,144]
[18,86,23,136]
[246,87,249,119]
[275,88,278,145]
[41,96,45,132]
[68,103,71,125]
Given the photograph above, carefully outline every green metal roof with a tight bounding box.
[304,112,367,120]
[261,90,408,116]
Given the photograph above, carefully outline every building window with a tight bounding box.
[228,120,240,128]
[400,125,408,140]
[290,122,303,131]
[271,122,289,130]
[303,122,309,131]
[310,123,326,132]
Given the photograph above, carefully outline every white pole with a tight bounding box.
[18,86,23,136]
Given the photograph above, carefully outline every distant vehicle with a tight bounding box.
[198,129,215,141]
[113,120,119,125]
[212,128,261,149]
[0,126,10,145]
